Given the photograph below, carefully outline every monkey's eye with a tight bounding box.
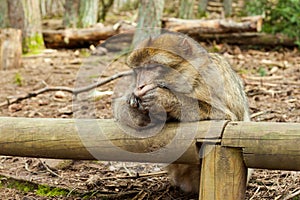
[157,82,167,88]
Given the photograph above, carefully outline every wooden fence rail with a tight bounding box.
[0,117,299,200]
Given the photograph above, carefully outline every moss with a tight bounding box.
[36,185,69,197]
[13,72,23,86]
[6,180,35,193]
[23,33,44,54]
[0,175,77,198]
[80,49,91,57]
[258,66,267,77]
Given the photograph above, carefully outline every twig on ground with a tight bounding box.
[282,188,300,200]
[250,111,266,119]
[39,159,62,178]
[100,171,168,180]
[0,70,132,107]
[154,185,170,200]
[245,75,283,81]
[249,186,261,200]
[132,190,147,200]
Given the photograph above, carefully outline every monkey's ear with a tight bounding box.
[180,37,193,55]
[146,36,153,46]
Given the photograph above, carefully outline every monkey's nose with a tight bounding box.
[134,84,146,97]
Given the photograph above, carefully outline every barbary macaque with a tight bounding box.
[113,32,250,193]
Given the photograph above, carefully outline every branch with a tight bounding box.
[0,70,132,107]
[282,189,300,200]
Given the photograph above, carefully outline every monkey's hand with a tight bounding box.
[131,87,201,122]
[139,87,180,117]
[114,96,151,128]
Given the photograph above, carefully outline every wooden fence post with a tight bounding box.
[199,145,247,200]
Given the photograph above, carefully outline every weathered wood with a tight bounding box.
[43,27,117,48]
[0,28,22,70]
[8,0,45,53]
[0,117,226,164]
[163,16,263,33]
[199,145,247,200]
[179,0,194,19]
[223,0,232,16]
[0,117,299,171]
[222,121,300,170]
[40,0,65,18]
[132,0,165,47]
[42,18,296,48]
[193,32,296,47]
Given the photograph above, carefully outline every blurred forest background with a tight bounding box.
[0,0,299,56]
[0,0,299,200]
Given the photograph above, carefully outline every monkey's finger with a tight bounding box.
[140,92,157,102]
[129,96,139,108]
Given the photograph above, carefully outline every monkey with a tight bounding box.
[113,32,250,193]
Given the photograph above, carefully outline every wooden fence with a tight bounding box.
[0,117,299,199]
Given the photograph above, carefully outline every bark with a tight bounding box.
[42,16,296,48]
[179,0,194,19]
[40,0,65,18]
[198,0,208,17]
[42,29,296,49]
[223,0,232,16]
[43,27,118,48]
[63,0,80,28]
[64,0,99,28]
[193,32,296,47]
[0,0,9,28]
[163,16,263,33]
[132,0,165,47]
[78,0,99,28]
[98,0,114,22]
[8,0,44,53]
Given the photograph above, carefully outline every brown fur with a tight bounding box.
[114,32,249,192]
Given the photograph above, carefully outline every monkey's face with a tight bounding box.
[128,63,193,114]
[133,63,168,98]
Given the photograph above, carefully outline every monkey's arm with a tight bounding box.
[138,87,205,122]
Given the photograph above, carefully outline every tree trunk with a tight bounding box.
[198,0,208,17]
[0,0,9,28]
[8,0,44,53]
[132,0,165,47]
[40,0,65,18]
[179,0,194,19]
[223,0,232,17]
[98,0,114,22]
[63,0,80,28]
[78,0,99,28]
[64,0,99,28]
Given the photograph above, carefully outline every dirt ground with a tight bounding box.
[0,41,299,199]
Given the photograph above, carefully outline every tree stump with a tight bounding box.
[0,28,22,70]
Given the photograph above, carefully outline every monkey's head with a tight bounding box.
[127,33,211,100]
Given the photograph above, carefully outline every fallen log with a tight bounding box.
[42,16,296,48]
[191,32,296,47]
[162,15,263,33]
[43,26,118,48]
